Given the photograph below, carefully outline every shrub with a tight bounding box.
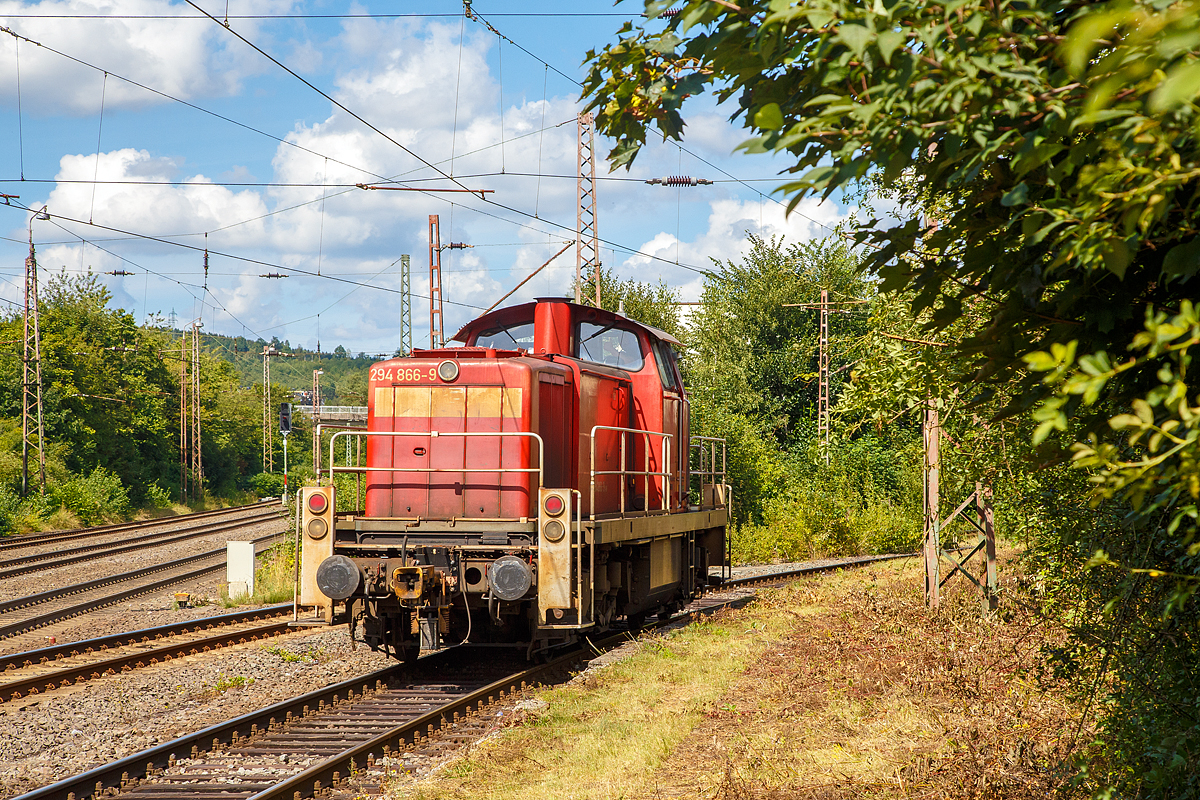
[246,472,287,498]
[145,482,172,509]
[48,467,130,526]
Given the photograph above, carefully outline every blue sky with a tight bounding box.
[0,1,854,355]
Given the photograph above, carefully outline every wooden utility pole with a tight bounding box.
[923,397,941,607]
[21,212,47,497]
[576,113,600,306]
[817,289,830,466]
[428,216,444,349]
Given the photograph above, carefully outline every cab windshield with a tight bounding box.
[473,321,535,350]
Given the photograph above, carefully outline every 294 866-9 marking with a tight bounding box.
[369,366,437,382]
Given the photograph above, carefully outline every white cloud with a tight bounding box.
[618,196,853,300]
[0,0,296,115]
[44,148,269,244]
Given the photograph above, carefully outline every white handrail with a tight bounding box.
[589,425,672,521]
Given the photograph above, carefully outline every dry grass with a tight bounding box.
[394,553,1086,800]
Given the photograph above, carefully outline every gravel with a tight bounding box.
[0,623,390,800]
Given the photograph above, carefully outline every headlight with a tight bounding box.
[306,517,329,539]
[437,360,460,382]
[542,519,565,543]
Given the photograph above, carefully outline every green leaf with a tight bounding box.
[837,24,873,57]
[754,102,784,131]
[1163,237,1200,281]
[1001,182,1029,207]
[876,29,905,66]
[1100,239,1133,279]
[1149,61,1200,113]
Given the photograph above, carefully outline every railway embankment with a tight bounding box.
[391,553,1086,800]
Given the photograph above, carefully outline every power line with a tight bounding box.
[0,202,489,311]
[0,12,636,19]
[183,1,477,196]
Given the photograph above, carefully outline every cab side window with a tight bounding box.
[652,341,680,391]
[577,323,645,371]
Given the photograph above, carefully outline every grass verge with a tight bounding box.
[394,553,1087,799]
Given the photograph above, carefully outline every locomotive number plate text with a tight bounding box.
[370,366,438,382]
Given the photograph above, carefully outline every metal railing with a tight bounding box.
[589,426,672,521]
[690,435,728,507]
[326,430,545,520]
[296,405,369,421]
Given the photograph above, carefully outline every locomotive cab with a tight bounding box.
[294,298,729,660]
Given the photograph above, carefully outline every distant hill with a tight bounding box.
[170,329,390,405]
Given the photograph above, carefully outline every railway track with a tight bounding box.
[0,605,293,705]
[14,552,911,800]
[0,503,278,554]
[0,532,284,642]
[0,508,282,580]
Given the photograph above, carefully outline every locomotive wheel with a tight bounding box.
[627,612,647,632]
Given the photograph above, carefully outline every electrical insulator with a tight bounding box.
[259,273,290,278]
[445,242,472,250]
[645,7,681,17]
[105,270,135,276]
[645,176,713,186]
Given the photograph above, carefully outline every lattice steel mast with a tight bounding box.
[262,344,274,473]
[21,210,47,497]
[399,254,412,356]
[576,113,600,306]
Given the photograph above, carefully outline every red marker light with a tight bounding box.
[308,493,328,514]
[543,495,565,516]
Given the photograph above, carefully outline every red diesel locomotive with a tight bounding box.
[295,297,729,659]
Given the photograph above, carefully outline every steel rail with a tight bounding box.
[0,510,278,578]
[0,501,277,552]
[12,552,917,800]
[712,553,917,593]
[0,604,291,673]
[1,618,293,704]
[0,533,283,640]
[0,509,279,579]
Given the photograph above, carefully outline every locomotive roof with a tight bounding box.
[451,298,682,348]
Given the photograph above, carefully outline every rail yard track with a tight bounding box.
[0,605,294,705]
[13,552,912,800]
[0,507,283,581]
[0,532,285,644]
[0,503,278,555]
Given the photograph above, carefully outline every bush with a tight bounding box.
[246,472,287,498]
[48,467,130,526]
[0,485,20,535]
[145,482,172,509]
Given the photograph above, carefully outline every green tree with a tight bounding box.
[584,1,1200,790]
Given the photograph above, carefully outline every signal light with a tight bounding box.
[279,403,292,434]
[308,493,328,514]
[542,519,565,543]
[543,495,565,516]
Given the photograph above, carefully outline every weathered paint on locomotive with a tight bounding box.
[293,297,729,658]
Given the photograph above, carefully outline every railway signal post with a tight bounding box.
[280,402,292,505]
